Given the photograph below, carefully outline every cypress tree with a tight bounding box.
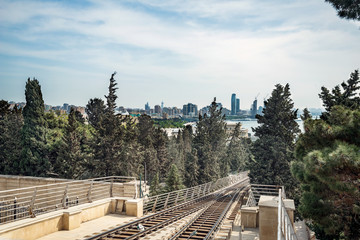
[166,164,185,192]
[150,172,162,196]
[56,108,86,179]
[19,78,49,176]
[226,123,252,173]
[184,149,199,187]
[194,98,227,183]
[0,103,23,174]
[87,72,123,176]
[248,84,300,199]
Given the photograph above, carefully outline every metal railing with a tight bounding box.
[0,176,136,225]
[250,184,285,205]
[143,172,249,214]
[278,189,297,240]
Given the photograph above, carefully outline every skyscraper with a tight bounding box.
[236,98,240,114]
[251,99,258,118]
[231,93,236,115]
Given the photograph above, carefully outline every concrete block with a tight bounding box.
[240,206,259,228]
[126,199,143,218]
[63,208,82,230]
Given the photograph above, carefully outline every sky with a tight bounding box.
[0,0,359,110]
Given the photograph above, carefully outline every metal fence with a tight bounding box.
[0,176,136,225]
[277,189,298,240]
[143,172,249,214]
[250,184,285,204]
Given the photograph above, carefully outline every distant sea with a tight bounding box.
[226,119,304,136]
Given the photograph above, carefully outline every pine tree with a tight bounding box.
[153,128,169,178]
[194,98,227,183]
[19,78,49,176]
[166,164,185,192]
[292,70,360,239]
[249,84,300,199]
[325,0,360,21]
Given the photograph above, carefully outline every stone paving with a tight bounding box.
[36,214,137,240]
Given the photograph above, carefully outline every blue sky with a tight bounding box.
[0,0,359,110]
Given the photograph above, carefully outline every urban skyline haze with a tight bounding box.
[0,0,359,110]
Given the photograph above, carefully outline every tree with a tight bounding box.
[319,69,360,121]
[19,78,49,176]
[184,150,199,187]
[0,103,23,174]
[300,108,312,121]
[193,98,227,183]
[86,98,106,129]
[248,84,300,199]
[292,70,360,239]
[150,172,162,196]
[166,164,185,192]
[86,73,123,176]
[226,123,252,173]
[325,0,360,21]
[56,108,87,179]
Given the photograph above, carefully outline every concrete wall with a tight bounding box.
[0,175,69,191]
[0,197,143,240]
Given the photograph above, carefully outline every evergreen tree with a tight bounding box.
[184,150,199,187]
[319,69,360,121]
[248,84,300,199]
[86,73,123,176]
[119,116,143,177]
[137,114,159,181]
[166,164,185,192]
[325,0,360,21]
[0,103,23,174]
[86,98,106,129]
[19,78,49,176]
[226,123,252,173]
[292,70,360,239]
[300,108,312,121]
[56,108,86,179]
[153,128,169,178]
[150,172,162,196]
[194,98,227,183]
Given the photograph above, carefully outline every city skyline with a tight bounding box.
[0,0,359,109]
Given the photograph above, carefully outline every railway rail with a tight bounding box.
[85,179,249,240]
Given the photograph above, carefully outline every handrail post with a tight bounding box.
[62,184,69,209]
[164,193,170,209]
[110,179,113,197]
[152,196,158,212]
[29,188,37,217]
[277,189,282,240]
[87,181,93,203]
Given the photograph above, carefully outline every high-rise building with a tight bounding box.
[251,99,258,118]
[183,103,198,116]
[154,105,161,114]
[145,102,150,111]
[161,101,164,110]
[236,98,240,114]
[231,94,236,115]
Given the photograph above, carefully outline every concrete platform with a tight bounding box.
[37,214,137,240]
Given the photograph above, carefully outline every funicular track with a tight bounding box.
[85,180,249,240]
[169,184,249,240]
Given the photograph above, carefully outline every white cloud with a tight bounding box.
[0,0,359,109]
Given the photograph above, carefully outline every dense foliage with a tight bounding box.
[0,75,253,198]
[248,84,300,200]
[292,70,360,239]
[325,0,360,21]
